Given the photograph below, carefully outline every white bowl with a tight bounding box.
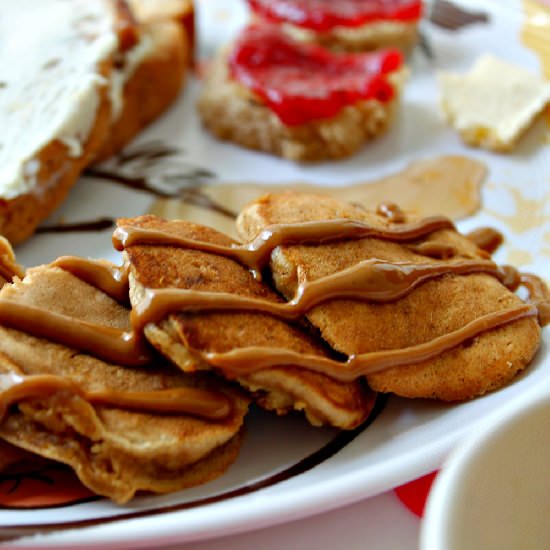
[420,391,550,550]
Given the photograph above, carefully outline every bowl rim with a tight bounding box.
[419,386,550,550]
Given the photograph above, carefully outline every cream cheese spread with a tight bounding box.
[0,0,118,199]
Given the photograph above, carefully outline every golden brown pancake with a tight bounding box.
[120,215,375,429]
[0,265,249,504]
[236,191,541,401]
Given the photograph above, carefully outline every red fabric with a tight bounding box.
[394,471,438,517]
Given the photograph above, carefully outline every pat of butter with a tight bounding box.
[439,54,550,152]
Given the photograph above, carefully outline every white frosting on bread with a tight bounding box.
[0,0,118,199]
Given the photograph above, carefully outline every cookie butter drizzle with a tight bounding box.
[112,215,456,279]
[0,260,232,420]
[0,237,24,284]
[498,265,550,327]
[112,214,542,378]
[0,212,546,385]
[0,372,231,422]
[465,227,503,255]
[132,258,508,329]
[53,256,129,304]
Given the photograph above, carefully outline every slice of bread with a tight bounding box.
[263,19,419,53]
[199,47,406,162]
[0,0,193,244]
[129,0,195,52]
[0,1,119,244]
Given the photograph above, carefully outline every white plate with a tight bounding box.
[2,0,550,547]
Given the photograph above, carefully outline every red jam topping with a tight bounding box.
[229,25,403,126]
[247,0,422,32]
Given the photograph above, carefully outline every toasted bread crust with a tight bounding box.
[95,20,189,161]
[199,50,404,162]
[130,0,195,56]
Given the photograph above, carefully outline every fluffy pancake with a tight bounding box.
[236,191,541,401]
[0,265,249,504]
[119,215,375,429]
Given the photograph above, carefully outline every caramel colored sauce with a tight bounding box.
[494,266,550,326]
[114,220,542,381]
[53,256,129,304]
[114,216,455,278]
[150,155,487,234]
[376,202,406,223]
[485,186,550,236]
[0,372,231,421]
[466,227,504,254]
[0,300,151,367]
[0,236,25,284]
[201,305,537,381]
[521,272,550,326]
[521,0,550,80]
[1,212,545,393]
[407,241,457,259]
[499,265,522,291]
[132,258,504,330]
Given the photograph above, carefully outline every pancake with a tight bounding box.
[236,191,542,401]
[118,215,376,429]
[0,265,249,504]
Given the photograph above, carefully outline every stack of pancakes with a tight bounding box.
[0,192,543,503]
